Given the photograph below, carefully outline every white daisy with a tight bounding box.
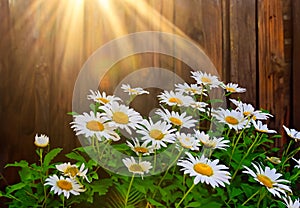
[100,102,143,135]
[177,152,231,188]
[212,108,248,131]
[243,163,292,198]
[191,71,221,88]
[70,111,120,141]
[122,157,152,177]
[158,90,194,107]
[292,158,300,169]
[175,132,200,151]
[175,83,206,96]
[222,83,246,93]
[283,196,300,208]
[121,84,149,96]
[253,121,277,133]
[34,134,49,148]
[194,130,229,150]
[230,99,273,121]
[56,162,90,182]
[137,118,176,149]
[87,90,121,105]
[44,175,85,199]
[283,125,300,142]
[156,108,197,129]
[126,138,154,156]
[189,101,208,112]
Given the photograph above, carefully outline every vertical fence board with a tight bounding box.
[292,0,300,130]
[258,0,291,149]
[229,0,257,105]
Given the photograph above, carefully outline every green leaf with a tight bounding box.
[147,198,165,207]
[186,201,202,207]
[5,160,28,168]
[65,151,87,163]
[90,178,113,196]
[67,111,79,116]
[6,183,26,194]
[43,148,63,167]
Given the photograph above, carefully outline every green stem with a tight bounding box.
[152,148,183,199]
[231,133,262,180]
[62,195,65,208]
[175,183,195,208]
[241,189,260,206]
[257,188,267,208]
[125,174,135,208]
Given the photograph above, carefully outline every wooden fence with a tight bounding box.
[0,0,299,187]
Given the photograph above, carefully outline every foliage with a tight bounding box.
[1,71,300,208]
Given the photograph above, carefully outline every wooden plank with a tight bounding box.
[229,0,257,105]
[292,0,300,130]
[258,0,291,148]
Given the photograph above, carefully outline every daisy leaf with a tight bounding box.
[43,148,63,168]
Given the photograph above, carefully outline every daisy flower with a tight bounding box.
[34,134,49,148]
[156,108,197,129]
[177,152,231,188]
[292,158,300,168]
[158,90,194,107]
[222,82,246,93]
[100,102,143,135]
[122,157,152,177]
[194,130,229,150]
[191,71,221,88]
[175,132,200,151]
[212,108,248,131]
[126,138,154,156]
[137,118,176,149]
[189,101,208,112]
[87,90,121,105]
[253,121,277,133]
[175,83,206,96]
[243,163,292,198]
[283,196,300,208]
[70,111,120,141]
[230,99,273,121]
[121,84,149,96]
[56,162,90,182]
[283,125,300,142]
[44,175,85,199]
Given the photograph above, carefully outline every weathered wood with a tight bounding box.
[229,0,257,105]
[258,0,291,148]
[292,0,300,130]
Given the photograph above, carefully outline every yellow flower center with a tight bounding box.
[112,112,129,124]
[129,164,144,172]
[225,116,239,125]
[168,97,183,105]
[169,117,183,126]
[57,180,73,191]
[257,174,273,188]
[97,97,109,104]
[149,129,164,140]
[193,163,213,176]
[86,120,104,131]
[201,77,211,83]
[243,111,251,116]
[65,166,79,177]
[226,87,236,92]
[134,147,148,154]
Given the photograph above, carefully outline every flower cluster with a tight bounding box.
[2,72,299,208]
[68,72,299,207]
